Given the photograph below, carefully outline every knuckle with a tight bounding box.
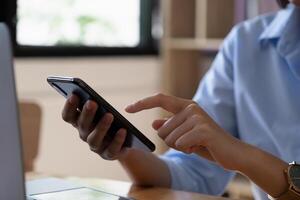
[79,123,89,132]
[77,121,85,131]
[61,111,69,122]
[105,150,115,160]
[193,124,202,131]
[89,145,99,153]
[186,103,198,113]
[154,92,166,100]
[175,141,184,149]
[78,119,90,132]
[202,123,211,130]
[79,132,87,142]
[72,122,78,128]
[190,114,201,122]
[86,135,94,146]
[164,137,174,147]
[157,131,166,139]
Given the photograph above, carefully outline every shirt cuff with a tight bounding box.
[159,155,198,192]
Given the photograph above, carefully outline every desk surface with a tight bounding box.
[27,174,235,200]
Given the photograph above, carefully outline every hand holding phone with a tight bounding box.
[47,76,155,160]
[63,94,129,160]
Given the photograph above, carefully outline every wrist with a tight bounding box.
[231,140,255,172]
[224,136,249,171]
[270,162,300,199]
[231,142,289,198]
[208,132,245,171]
[118,148,143,163]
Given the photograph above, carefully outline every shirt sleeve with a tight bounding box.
[160,27,240,195]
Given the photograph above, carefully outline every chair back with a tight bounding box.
[19,102,42,172]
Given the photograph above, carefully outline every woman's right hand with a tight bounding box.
[61,94,128,160]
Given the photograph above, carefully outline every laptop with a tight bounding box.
[0,23,132,200]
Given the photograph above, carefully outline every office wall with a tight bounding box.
[15,56,165,181]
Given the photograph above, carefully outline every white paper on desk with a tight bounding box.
[31,187,121,200]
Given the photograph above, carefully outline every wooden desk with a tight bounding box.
[26,174,235,200]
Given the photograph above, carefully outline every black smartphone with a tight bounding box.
[47,76,155,152]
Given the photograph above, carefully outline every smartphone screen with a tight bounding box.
[47,76,155,152]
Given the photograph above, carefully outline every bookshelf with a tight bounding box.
[160,1,254,199]
[161,0,235,99]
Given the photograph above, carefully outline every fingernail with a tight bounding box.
[125,104,133,110]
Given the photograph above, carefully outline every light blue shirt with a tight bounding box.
[161,5,300,200]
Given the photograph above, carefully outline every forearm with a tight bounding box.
[234,140,289,197]
[118,148,171,188]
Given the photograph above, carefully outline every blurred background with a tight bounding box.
[0,0,281,199]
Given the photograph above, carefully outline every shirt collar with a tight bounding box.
[259,4,297,43]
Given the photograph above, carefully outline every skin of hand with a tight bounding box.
[61,93,289,197]
[61,94,172,188]
[126,93,290,197]
[62,94,129,160]
[125,93,243,171]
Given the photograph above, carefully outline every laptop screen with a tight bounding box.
[0,24,26,200]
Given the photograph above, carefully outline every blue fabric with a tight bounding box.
[161,5,300,200]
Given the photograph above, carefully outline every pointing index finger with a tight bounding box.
[125,93,192,114]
